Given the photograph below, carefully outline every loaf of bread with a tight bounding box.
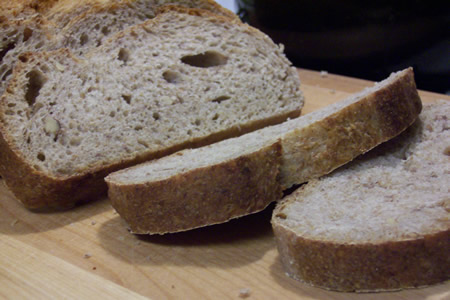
[106,68,422,234]
[272,100,449,292]
[0,8,303,209]
[1,0,236,99]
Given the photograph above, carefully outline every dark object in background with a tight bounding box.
[237,0,449,94]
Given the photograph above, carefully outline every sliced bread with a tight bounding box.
[1,0,236,99]
[272,100,449,292]
[0,8,303,209]
[105,68,422,234]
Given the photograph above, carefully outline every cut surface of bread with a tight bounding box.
[0,9,303,209]
[272,100,450,292]
[1,0,237,99]
[106,67,422,234]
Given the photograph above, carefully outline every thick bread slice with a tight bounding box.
[0,8,303,209]
[272,100,449,292]
[106,67,422,234]
[1,0,237,99]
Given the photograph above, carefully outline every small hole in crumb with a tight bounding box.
[134,125,143,131]
[122,94,131,104]
[162,70,181,84]
[118,48,130,64]
[37,152,45,161]
[80,33,89,46]
[153,112,160,120]
[210,95,231,103]
[444,146,450,156]
[212,113,219,120]
[101,26,110,35]
[276,213,287,219]
[194,119,201,126]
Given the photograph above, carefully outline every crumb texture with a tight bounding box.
[1,10,302,179]
[275,100,450,244]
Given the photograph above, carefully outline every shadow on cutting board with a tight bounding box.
[96,203,277,269]
[0,181,112,235]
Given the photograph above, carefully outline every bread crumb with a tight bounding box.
[320,70,328,77]
[238,288,251,298]
[83,253,92,259]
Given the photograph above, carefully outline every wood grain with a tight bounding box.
[0,69,448,299]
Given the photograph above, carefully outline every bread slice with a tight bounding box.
[106,67,422,234]
[0,8,303,209]
[272,100,449,292]
[56,0,238,55]
[1,1,237,99]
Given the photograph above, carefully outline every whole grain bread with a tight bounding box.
[0,8,303,209]
[105,68,421,234]
[272,100,449,292]
[1,0,237,99]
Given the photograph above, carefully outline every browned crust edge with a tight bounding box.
[106,142,283,234]
[280,67,422,188]
[272,220,450,292]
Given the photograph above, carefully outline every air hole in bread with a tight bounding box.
[18,54,28,62]
[0,42,15,63]
[210,95,231,103]
[37,152,45,161]
[444,146,450,156]
[23,27,33,42]
[134,125,143,131]
[162,70,181,83]
[212,113,219,120]
[194,119,201,126]
[122,94,131,104]
[69,137,82,146]
[153,112,160,120]
[109,111,116,117]
[25,69,47,107]
[101,26,110,36]
[80,33,89,46]
[181,51,228,68]
[118,48,130,64]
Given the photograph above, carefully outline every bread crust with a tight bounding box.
[272,214,450,292]
[107,142,282,234]
[280,68,422,188]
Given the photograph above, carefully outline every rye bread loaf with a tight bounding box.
[0,8,303,209]
[1,0,236,99]
[105,68,422,234]
[272,100,449,292]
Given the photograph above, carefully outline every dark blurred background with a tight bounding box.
[235,0,449,94]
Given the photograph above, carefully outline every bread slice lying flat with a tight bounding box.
[1,0,236,99]
[106,67,422,234]
[0,8,303,209]
[272,100,449,292]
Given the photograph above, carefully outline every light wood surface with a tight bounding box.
[1,69,449,300]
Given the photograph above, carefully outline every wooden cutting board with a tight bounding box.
[1,69,448,300]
